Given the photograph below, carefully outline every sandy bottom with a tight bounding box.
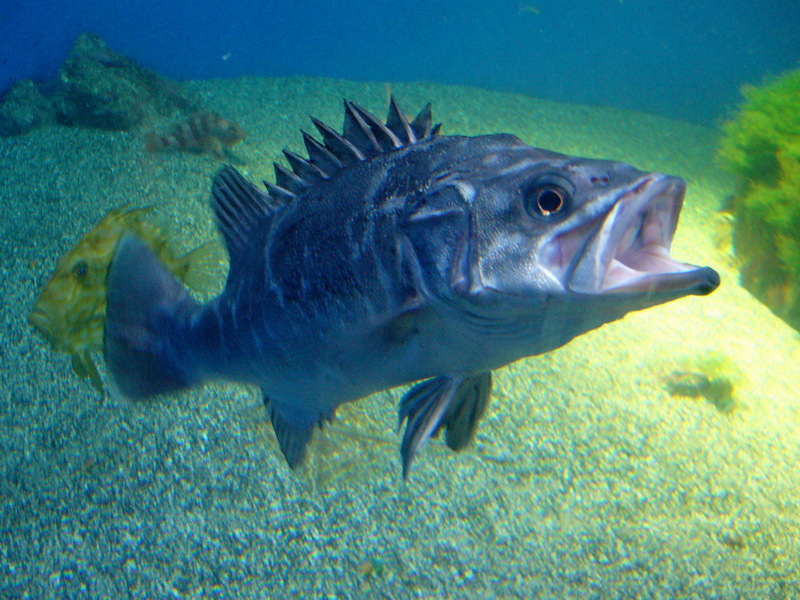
[1,76,798,599]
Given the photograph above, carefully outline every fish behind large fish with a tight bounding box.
[29,205,220,392]
[144,111,246,160]
[104,98,720,476]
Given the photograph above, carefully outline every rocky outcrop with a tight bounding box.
[0,33,199,136]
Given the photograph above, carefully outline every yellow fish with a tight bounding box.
[29,205,220,392]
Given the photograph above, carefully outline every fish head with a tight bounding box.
[422,134,719,351]
[207,115,247,146]
[29,248,109,354]
[28,208,139,354]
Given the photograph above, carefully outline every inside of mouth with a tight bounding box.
[602,203,695,292]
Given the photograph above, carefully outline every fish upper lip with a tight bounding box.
[550,173,715,295]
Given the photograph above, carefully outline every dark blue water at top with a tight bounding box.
[1,0,799,125]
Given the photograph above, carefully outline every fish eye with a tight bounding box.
[72,260,89,280]
[525,176,572,218]
[535,186,565,215]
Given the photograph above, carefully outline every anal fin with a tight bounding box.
[263,392,330,469]
[398,372,491,478]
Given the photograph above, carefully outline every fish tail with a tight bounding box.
[104,233,200,399]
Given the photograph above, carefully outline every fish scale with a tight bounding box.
[104,97,719,477]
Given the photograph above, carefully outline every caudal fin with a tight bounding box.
[104,234,200,399]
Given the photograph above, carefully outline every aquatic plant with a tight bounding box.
[718,68,800,330]
[711,210,738,267]
[719,69,800,185]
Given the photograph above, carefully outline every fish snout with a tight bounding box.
[28,306,59,346]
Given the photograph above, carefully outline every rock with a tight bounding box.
[53,32,198,131]
[0,79,56,136]
[0,33,203,137]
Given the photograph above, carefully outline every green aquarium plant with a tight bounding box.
[718,68,800,330]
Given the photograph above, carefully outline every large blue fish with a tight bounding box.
[105,98,719,476]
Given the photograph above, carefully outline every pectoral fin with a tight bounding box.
[441,372,491,452]
[398,372,491,478]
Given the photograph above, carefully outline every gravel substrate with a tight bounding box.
[1,76,798,599]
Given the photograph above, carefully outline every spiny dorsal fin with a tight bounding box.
[274,98,439,192]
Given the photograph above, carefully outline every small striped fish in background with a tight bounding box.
[145,111,246,160]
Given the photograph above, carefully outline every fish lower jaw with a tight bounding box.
[601,244,698,293]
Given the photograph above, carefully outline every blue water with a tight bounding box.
[2,0,799,125]
[4,2,800,598]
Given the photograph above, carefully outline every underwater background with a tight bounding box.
[3,0,800,125]
[2,1,800,599]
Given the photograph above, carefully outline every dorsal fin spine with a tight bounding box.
[273,162,308,194]
[283,150,328,182]
[343,101,382,155]
[410,103,433,139]
[311,117,365,164]
[386,95,416,144]
[350,102,403,150]
[302,130,342,176]
[263,181,296,201]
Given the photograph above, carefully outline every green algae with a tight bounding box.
[718,68,800,331]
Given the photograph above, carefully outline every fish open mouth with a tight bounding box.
[561,173,719,297]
